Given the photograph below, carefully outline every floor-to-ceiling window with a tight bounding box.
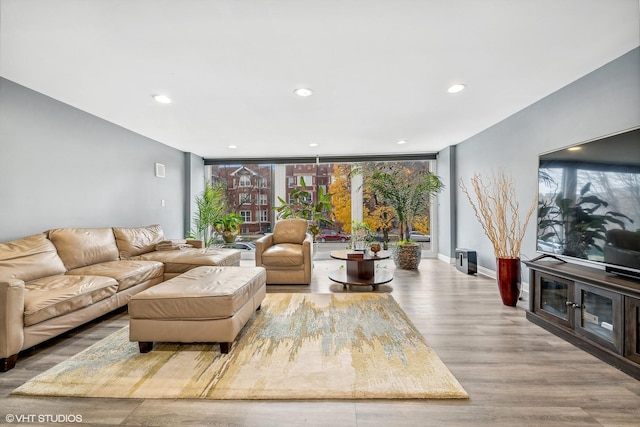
[210,164,275,234]
[358,159,436,256]
[204,157,438,258]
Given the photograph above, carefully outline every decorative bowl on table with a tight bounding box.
[370,243,381,256]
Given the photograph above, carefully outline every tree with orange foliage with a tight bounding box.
[328,164,352,232]
[368,205,396,248]
[412,215,430,235]
[362,162,443,241]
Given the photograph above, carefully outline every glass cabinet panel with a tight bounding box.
[575,283,623,354]
[533,273,574,328]
[541,278,569,320]
[580,290,613,341]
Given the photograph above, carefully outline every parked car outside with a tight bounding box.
[223,242,256,251]
[316,230,350,243]
[367,232,385,242]
[408,231,431,242]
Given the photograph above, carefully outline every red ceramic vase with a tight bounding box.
[496,257,521,306]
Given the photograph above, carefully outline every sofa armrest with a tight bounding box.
[0,280,25,360]
[254,234,274,266]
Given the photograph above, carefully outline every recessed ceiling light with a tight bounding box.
[447,84,466,94]
[567,146,582,151]
[397,140,407,145]
[309,143,318,147]
[228,145,237,149]
[294,88,313,97]
[153,94,172,104]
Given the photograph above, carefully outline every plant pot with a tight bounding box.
[496,257,521,306]
[353,240,366,251]
[222,231,238,244]
[393,243,422,269]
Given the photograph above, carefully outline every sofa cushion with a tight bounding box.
[261,243,304,266]
[0,234,66,282]
[67,260,164,292]
[272,219,308,245]
[113,224,165,258]
[23,275,118,326]
[134,248,241,275]
[48,228,120,271]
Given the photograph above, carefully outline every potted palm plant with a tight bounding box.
[364,164,444,269]
[459,170,536,306]
[273,177,334,242]
[189,181,226,247]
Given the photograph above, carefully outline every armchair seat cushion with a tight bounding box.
[261,244,304,266]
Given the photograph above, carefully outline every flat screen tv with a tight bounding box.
[536,127,640,279]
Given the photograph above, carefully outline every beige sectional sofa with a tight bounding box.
[0,224,240,372]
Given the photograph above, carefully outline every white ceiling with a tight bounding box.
[1,0,639,160]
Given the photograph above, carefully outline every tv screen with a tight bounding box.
[536,127,640,278]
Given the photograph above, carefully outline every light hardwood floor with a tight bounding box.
[2,258,640,426]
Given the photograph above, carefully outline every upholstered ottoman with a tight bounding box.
[128,266,266,353]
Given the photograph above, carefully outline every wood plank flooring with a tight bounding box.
[1,258,639,426]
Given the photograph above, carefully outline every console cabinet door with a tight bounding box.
[575,282,623,354]
[533,272,574,329]
[625,296,640,363]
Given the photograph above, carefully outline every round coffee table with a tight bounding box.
[329,250,393,290]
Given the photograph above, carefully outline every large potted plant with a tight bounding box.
[364,164,444,269]
[189,181,226,247]
[273,177,334,242]
[459,170,536,306]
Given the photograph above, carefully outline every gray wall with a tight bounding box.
[439,47,640,280]
[435,144,455,259]
[184,152,206,236]
[0,78,198,242]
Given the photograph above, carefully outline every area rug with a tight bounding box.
[12,293,468,400]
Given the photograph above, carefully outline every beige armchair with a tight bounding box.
[255,219,313,285]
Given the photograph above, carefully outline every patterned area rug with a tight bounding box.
[13,293,468,399]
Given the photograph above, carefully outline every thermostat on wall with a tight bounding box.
[155,163,166,178]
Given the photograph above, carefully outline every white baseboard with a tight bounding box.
[477,265,495,279]
[437,253,530,301]
[437,253,453,263]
